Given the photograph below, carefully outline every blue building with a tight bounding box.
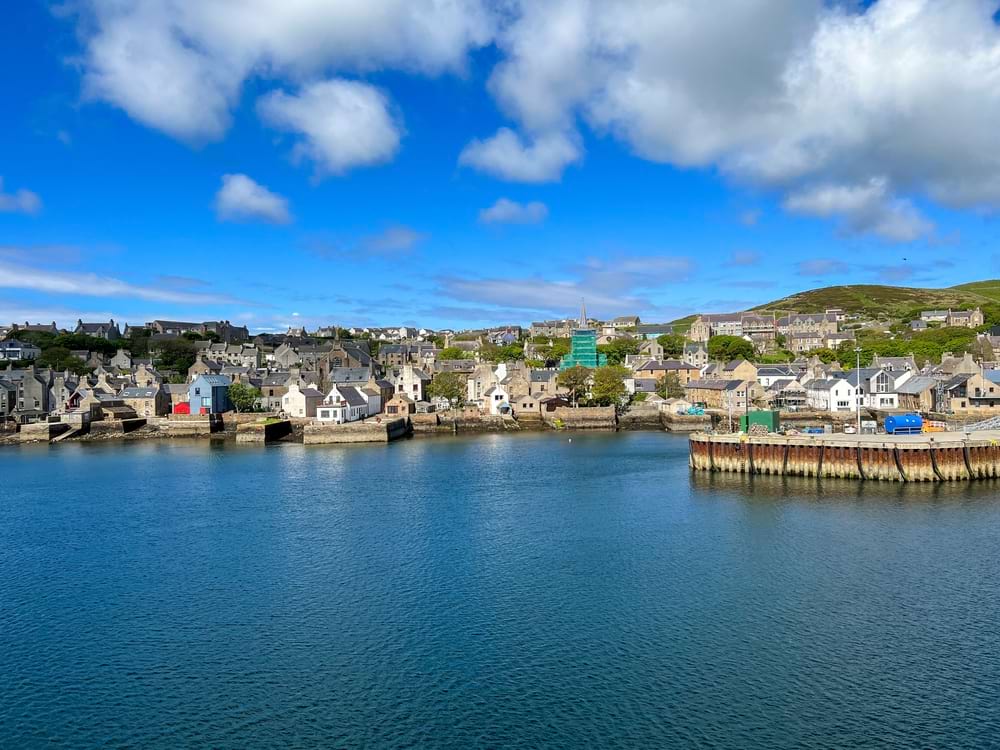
[189,374,232,414]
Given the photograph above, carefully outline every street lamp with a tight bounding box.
[855,346,863,435]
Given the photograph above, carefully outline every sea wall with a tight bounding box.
[303,418,410,444]
[546,406,617,430]
[689,432,1000,482]
[235,419,292,443]
[19,422,70,443]
[166,413,224,437]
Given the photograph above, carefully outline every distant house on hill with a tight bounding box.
[74,319,121,340]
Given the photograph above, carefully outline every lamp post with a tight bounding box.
[855,346,863,435]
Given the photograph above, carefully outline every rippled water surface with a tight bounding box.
[3,432,1000,748]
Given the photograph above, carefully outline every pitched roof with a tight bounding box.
[337,385,367,407]
[895,376,938,395]
[120,387,161,398]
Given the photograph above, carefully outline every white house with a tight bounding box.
[804,377,857,412]
[318,383,379,423]
[483,385,512,415]
[282,383,323,418]
[847,368,913,410]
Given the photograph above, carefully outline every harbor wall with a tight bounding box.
[689,432,1000,482]
[303,418,410,444]
[235,419,292,443]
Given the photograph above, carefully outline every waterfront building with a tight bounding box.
[560,303,608,370]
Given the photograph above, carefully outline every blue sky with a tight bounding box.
[2,0,1000,332]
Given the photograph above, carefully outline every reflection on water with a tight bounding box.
[690,465,1000,508]
[2,432,1000,749]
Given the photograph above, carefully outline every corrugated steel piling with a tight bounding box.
[689,431,1000,482]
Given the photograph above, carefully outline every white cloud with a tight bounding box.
[0,260,243,305]
[798,259,849,277]
[258,79,402,175]
[482,0,1000,238]
[459,128,581,182]
[73,0,494,141]
[214,174,292,224]
[479,198,548,224]
[439,254,694,318]
[361,225,426,255]
[783,179,933,242]
[0,178,42,215]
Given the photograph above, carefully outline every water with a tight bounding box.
[2,432,999,748]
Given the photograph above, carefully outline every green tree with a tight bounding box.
[437,346,468,360]
[597,336,640,365]
[426,371,466,405]
[656,373,685,399]
[557,365,591,406]
[707,335,755,362]
[229,382,262,413]
[155,338,198,374]
[481,342,524,363]
[655,333,686,358]
[35,346,89,375]
[590,365,629,406]
[807,347,839,364]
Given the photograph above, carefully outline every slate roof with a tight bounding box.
[120,387,161,399]
[895,377,938,395]
[337,385,367,407]
[328,367,372,384]
[192,375,232,387]
[685,378,744,391]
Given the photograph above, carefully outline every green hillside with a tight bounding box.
[751,281,1000,319]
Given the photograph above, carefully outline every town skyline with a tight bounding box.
[5,2,1000,332]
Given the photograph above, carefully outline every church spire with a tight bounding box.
[579,298,588,328]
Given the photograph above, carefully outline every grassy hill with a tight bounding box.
[750,281,1000,319]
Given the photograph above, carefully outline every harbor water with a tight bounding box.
[2,433,999,748]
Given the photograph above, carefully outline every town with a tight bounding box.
[2,295,1000,444]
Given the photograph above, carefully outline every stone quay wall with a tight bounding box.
[303,418,410,444]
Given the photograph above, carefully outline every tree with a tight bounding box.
[481,342,524,363]
[707,335,755,362]
[35,346,89,375]
[590,365,629,406]
[557,365,591,406]
[656,333,686,358]
[229,382,261,413]
[598,336,640,365]
[437,346,468,361]
[657,373,684,399]
[426,372,466,405]
[155,338,198,374]
[807,347,839,364]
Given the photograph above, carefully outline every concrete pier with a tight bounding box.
[689,431,1000,482]
[303,418,410,444]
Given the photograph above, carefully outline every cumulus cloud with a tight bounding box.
[783,178,933,242]
[479,0,1000,238]
[214,174,292,224]
[0,178,42,215]
[74,0,494,142]
[479,198,549,224]
[459,128,581,182]
[258,79,402,175]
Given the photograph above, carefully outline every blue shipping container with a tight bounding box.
[885,414,923,435]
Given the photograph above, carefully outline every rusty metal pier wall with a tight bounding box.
[689,432,1000,482]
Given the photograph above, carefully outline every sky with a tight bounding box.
[2,0,1000,333]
